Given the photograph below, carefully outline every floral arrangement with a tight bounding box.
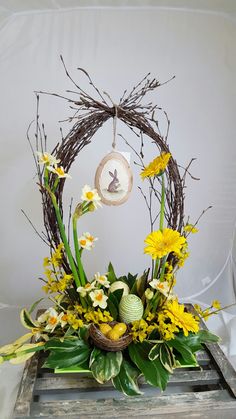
[0,66,221,396]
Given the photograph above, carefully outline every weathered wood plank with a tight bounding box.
[13,355,38,417]
[34,370,221,394]
[186,303,236,397]
[29,390,236,417]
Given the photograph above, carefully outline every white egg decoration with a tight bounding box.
[109,281,130,296]
[119,294,144,323]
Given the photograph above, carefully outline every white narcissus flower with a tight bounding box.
[81,185,102,209]
[78,233,98,250]
[94,272,110,288]
[77,281,96,297]
[89,289,108,309]
[149,279,173,299]
[36,152,60,166]
[47,165,71,179]
[37,307,67,332]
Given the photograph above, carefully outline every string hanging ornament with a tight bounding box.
[94,102,133,206]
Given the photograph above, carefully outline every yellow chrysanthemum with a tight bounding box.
[164,300,199,336]
[144,228,186,259]
[140,152,171,180]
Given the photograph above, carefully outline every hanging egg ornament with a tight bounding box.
[119,294,144,323]
[95,151,133,206]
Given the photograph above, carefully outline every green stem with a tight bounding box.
[159,173,165,232]
[72,215,86,286]
[49,190,81,289]
[153,258,160,279]
[159,254,168,282]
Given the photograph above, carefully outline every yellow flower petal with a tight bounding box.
[141,152,171,179]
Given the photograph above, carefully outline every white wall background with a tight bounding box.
[1,3,236,417]
[0,4,236,314]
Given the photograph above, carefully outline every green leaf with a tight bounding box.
[159,344,174,373]
[167,339,197,366]
[173,330,220,353]
[148,343,161,361]
[45,338,87,352]
[44,344,91,369]
[29,298,44,314]
[129,342,169,391]
[112,289,124,304]
[90,350,122,384]
[126,273,138,290]
[107,262,117,284]
[20,309,38,329]
[135,270,148,298]
[107,297,118,320]
[43,338,91,369]
[89,347,102,368]
[112,358,142,396]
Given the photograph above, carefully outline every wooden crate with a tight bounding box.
[13,313,236,418]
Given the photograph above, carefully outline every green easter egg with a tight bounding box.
[119,294,144,323]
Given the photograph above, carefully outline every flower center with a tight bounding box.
[80,239,87,246]
[49,317,57,325]
[96,293,103,301]
[56,167,64,176]
[85,283,91,289]
[86,191,94,200]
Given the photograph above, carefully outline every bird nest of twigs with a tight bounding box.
[89,322,132,352]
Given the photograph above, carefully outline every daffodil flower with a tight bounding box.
[77,281,96,297]
[36,152,60,166]
[149,279,173,299]
[81,185,102,209]
[37,307,67,332]
[47,165,71,179]
[89,289,108,309]
[78,233,98,250]
[94,272,110,288]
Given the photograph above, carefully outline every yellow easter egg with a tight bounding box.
[106,330,120,341]
[113,323,127,336]
[99,323,112,336]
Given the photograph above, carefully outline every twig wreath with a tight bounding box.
[0,57,222,396]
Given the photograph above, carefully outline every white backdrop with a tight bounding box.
[0,6,236,316]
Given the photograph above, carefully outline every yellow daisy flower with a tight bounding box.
[140,152,171,180]
[164,300,199,336]
[48,165,71,179]
[144,228,186,259]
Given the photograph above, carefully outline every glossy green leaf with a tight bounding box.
[20,309,38,329]
[107,262,117,284]
[148,343,161,361]
[107,297,118,320]
[129,342,169,391]
[167,339,197,366]
[89,347,102,368]
[173,330,220,353]
[90,350,122,384]
[44,345,91,369]
[159,344,174,373]
[45,338,87,352]
[29,298,44,314]
[112,358,142,396]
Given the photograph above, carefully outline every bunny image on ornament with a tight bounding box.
[107,169,120,193]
